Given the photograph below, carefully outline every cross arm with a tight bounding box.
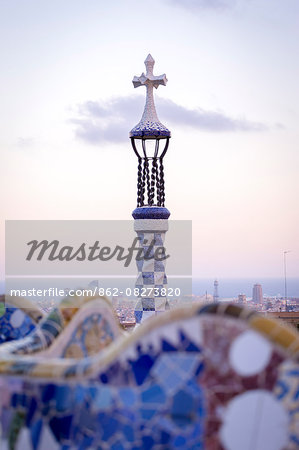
[132,73,168,89]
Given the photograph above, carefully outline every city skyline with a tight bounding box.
[0,0,298,281]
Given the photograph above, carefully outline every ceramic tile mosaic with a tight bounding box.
[0,301,298,449]
[0,306,36,344]
[0,296,43,344]
[133,212,170,324]
[274,360,299,448]
[0,297,122,359]
[61,312,118,358]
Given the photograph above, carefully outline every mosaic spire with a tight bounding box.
[130,54,171,138]
[130,55,171,324]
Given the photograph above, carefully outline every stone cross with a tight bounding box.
[132,54,168,127]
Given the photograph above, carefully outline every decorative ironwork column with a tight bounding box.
[130,54,171,324]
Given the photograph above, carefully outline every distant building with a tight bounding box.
[213,280,219,302]
[238,294,246,305]
[252,284,263,304]
[267,312,299,330]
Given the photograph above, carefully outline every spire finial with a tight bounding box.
[130,54,170,139]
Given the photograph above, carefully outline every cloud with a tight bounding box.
[69,95,268,145]
[156,98,267,132]
[17,137,35,148]
[166,0,236,11]
[70,97,144,145]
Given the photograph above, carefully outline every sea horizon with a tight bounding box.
[192,277,299,298]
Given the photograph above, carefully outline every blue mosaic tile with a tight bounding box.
[74,385,85,404]
[41,384,56,403]
[26,398,38,426]
[78,411,98,433]
[173,435,187,447]
[101,416,118,441]
[93,388,112,409]
[132,207,170,220]
[141,435,155,449]
[141,385,166,404]
[122,424,135,442]
[142,273,154,284]
[119,388,137,407]
[162,339,177,352]
[79,436,93,449]
[140,409,156,420]
[130,354,157,385]
[141,298,155,310]
[30,419,42,450]
[136,259,143,271]
[171,390,194,427]
[111,441,126,450]
[0,307,36,343]
[55,385,72,412]
[49,415,73,441]
[290,435,299,446]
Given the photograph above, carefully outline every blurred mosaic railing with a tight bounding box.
[0,296,44,345]
[0,300,298,449]
[0,295,122,358]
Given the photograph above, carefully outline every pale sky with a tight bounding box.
[0,0,298,279]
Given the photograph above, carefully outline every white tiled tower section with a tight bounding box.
[134,218,169,324]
